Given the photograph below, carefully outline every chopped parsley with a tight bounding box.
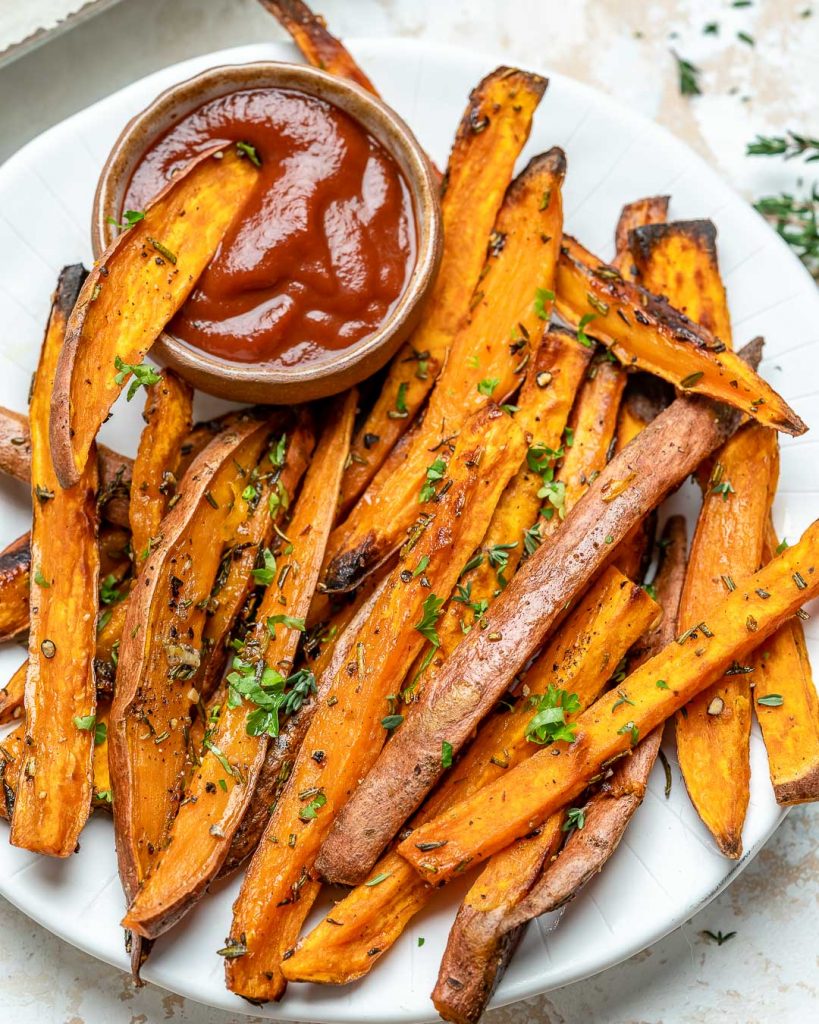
[114,355,161,400]
[525,685,581,745]
[420,457,447,502]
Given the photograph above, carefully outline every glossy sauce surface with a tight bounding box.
[125,87,416,367]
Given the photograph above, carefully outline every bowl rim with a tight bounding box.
[92,59,442,393]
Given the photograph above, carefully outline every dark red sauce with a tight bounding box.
[125,87,416,367]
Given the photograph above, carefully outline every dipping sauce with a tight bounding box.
[125,87,417,367]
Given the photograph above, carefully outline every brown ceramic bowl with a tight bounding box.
[92,61,442,403]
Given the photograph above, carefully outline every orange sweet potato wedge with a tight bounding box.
[339,68,547,513]
[50,147,258,488]
[121,391,356,939]
[630,220,732,346]
[196,415,314,702]
[556,235,804,435]
[612,195,670,277]
[536,356,626,545]
[260,0,377,93]
[225,404,526,1002]
[400,521,819,883]
[129,371,193,565]
[10,266,99,858]
[325,148,567,593]
[282,567,657,984]
[753,522,819,804]
[675,434,779,861]
[410,326,591,682]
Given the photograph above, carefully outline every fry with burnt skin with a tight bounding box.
[226,405,526,1003]
[109,415,295,974]
[431,516,688,1024]
[10,266,99,859]
[121,392,355,940]
[50,147,258,489]
[284,568,658,984]
[630,220,732,345]
[259,0,377,93]
[129,371,193,566]
[556,236,804,435]
[612,196,670,277]
[338,69,547,514]
[324,148,566,594]
[401,520,819,882]
[410,327,591,683]
[0,534,30,643]
[675,424,779,858]
[754,522,819,804]
[312,341,760,887]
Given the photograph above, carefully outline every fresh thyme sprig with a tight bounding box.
[754,186,819,280]
[747,132,819,162]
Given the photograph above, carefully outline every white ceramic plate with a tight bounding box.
[1,37,818,1024]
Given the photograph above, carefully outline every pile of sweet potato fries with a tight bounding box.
[1,3,818,1021]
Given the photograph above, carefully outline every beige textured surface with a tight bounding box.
[0,1,817,1022]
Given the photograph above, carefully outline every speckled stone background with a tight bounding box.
[0,2,817,1022]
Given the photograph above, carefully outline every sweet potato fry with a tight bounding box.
[630,220,732,345]
[400,520,819,882]
[129,371,193,565]
[226,405,525,1002]
[339,69,547,512]
[197,415,314,701]
[431,516,687,1024]
[109,415,287,970]
[325,148,566,592]
[752,523,819,804]
[414,327,591,676]
[219,579,386,877]
[121,392,356,940]
[311,339,759,885]
[675,422,779,858]
[556,236,804,435]
[260,0,377,93]
[2,700,113,819]
[612,196,670,277]
[0,405,132,528]
[50,147,258,488]
[284,568,657,983]
[0,534,30,642]
[10,266,99,858]
[536,356,626,545]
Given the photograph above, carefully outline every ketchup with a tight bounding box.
[125,87,416,367]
